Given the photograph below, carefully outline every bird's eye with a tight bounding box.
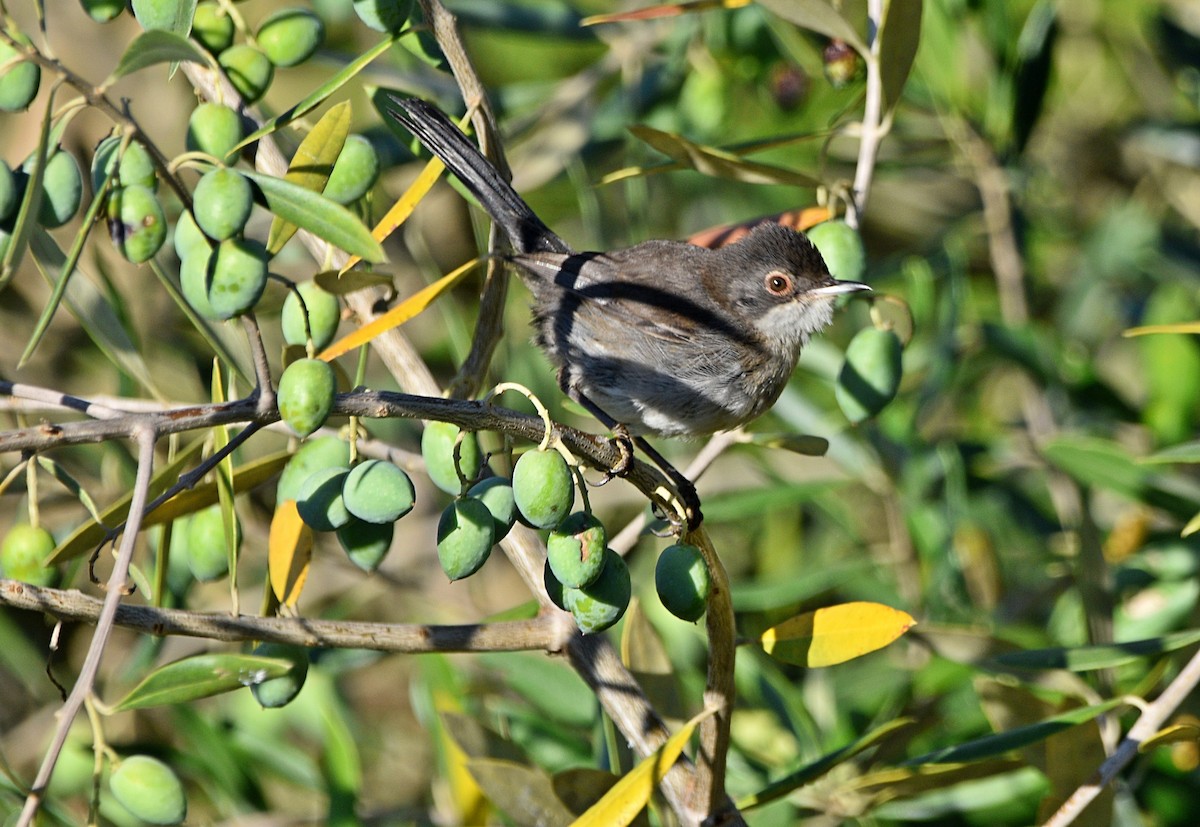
[765,271,793,296]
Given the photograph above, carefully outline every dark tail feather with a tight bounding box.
[385,97,569,255]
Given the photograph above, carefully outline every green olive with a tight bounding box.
[277,358,336,439]
[323,135,380,204]
[436,498,494,581]
[108,184,167,263]
[277,436,350,503]
[421,421,481,495]
[204,237,268,319]
[218,44,274,104]
[257,9,325,68]
[192,167,253,241]
[0,524,56,586]
[546,511,607,588]
[109,755,187,825]
[179,248,218,319]
[187,103,244,160]
[466,477,516,542]
[281,281,340,351]
[352,0,411,32]
[336,518,393,572]
[191,2,234,54]
[37,150,82,228]
[654,543,710,622]
[543,558,567,611]
[512,448,574,529]
[0,34,40,113]
[564,548,630,634]
[119,141,157,190]
[172,209,210,263]
[342,459,415,524]
[294,465,351,532]
[806,220,865,283]
[79,0,125,23]
[249,642,309,708]
[184,504,236,582]
[835,327,903,423]
[0,160,18,221]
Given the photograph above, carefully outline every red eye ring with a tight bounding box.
[765,271,792,296]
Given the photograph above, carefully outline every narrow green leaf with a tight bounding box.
[36,456,103,525]
[109,30,207,80]
[112,653,292,711]
[629,125,821,188]
[0,84,56,290]
[314,269,393,294]
[148,258,251,385]
[210,361,240,597]
[242,170,385,262]
[235,32,403,152]
[879,0,922,114]
[991,629,1200,672]
[1142,440,1200,465]
[903,699,1123,766]
[757,0,867,55]
[267,102,351,254]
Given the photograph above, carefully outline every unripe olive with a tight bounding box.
[119,141,157,190]
[512,449,574,529]
[0,160,17,221]
[278,358,336,439]
[80,0,125,23]
[342,459,415,524]
[218,45,274,104]
[172,209,209,263]
[179,249,218,319]
[543,558,567,611]
[546,511,607,588]
[193,167,252,241]
[185,504,235,582]
[0,35,40,113]
[192,2,234,54]
[654,543,710,622]
[0,524,56,586]
[806,220,865,283]
[281,281,340,351]
[205,237,268,319]
[421,422,481,495]
[295,465,350,532]
[108,184,167,263]
[257,9,325,68]
[323,135,380,204]
[466,477,516,542]
[352,0,411,32]
[336,518,393,572]
[436,498,494,581]
[131,0,181,31]
[277,436,350,503]
[109,755,187,825]
[187,103,244,160]
[564,548,630,634]
[38,151,82,228]
[250,642,309,708]
[835,327,903,423]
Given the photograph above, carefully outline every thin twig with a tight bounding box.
[846,0,886,230]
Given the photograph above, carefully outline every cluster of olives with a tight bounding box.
[95,137,168,263]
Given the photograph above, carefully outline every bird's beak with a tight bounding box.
[810,280,871,297]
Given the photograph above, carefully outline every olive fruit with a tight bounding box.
[0,524,56,586]
[281,281,340,351]
[835,327,903,423]
[421,421,481,495]
[218,45,274,104]
[108,184,167,263]
[352,0,410,32]
[323,135,380,204]
[564,548,630,634]
[546,511,607,589]
[466,477,516,542]
[187,103,244,159]
[80,0,125,23]
[119,141,157,190]
[37,150,82,228]
[173,209,209,263]
[277,436,350,502]
[192,167,252,241]
[342,459,415,524]
[185,504,235,582]
[109,755,186,825]
[806,220,865,283]
[179,249,218,318]
[0,35,40,112]
[205,237,268,318]
[278,358,336,439]
[337,518,394,572]
[250,642,309,708]
[192,2,235,54]
[512,448,574,529]
[436,498,494,581]
[0,160,18,221]
[654,543,710,622]
[295,465,350,531]
[543,559,567,611]
[257,9,325,67]
[131,0,182,31]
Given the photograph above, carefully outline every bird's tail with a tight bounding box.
[386,97,568,255]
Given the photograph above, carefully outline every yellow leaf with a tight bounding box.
[571,707,715,827]
[268,101,351,254]
[760,601,916,667]
[1139,723,1200,753]
[268,500,312,607]
[318,257,479,361]
[338,153,445,275]
[435,692,490,825]
[1123,322,1200,337]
